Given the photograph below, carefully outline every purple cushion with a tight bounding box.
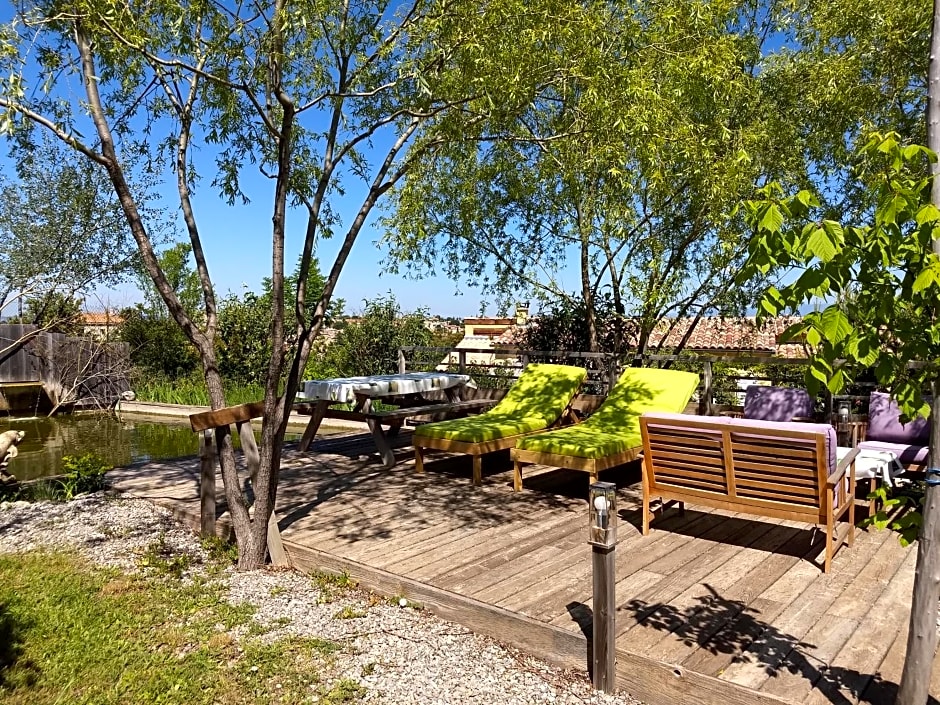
[743,385,814,422]
[867,392,930,445]
[858,440,929,467]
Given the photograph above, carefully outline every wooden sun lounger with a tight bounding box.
[412,363,588,486]
[509,368,701,490]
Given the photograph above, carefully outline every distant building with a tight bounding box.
[80,311,124,340]
[440,305,530,370]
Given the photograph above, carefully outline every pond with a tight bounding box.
[0,412,305,482]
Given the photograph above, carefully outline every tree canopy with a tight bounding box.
[0,0,604,568]
[740,131,940,705]
[382,0,930,353]
[0,137,144,339]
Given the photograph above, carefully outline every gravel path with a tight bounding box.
[0,493,646,705]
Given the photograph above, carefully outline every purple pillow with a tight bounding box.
[867,391,930,445]
[743,385,814,422]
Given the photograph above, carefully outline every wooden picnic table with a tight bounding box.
[295,372,496,467]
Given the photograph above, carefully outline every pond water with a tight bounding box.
[0,413,304,482]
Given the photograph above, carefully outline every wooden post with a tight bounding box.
[398,348,406,374]
[592,544,616,693]
[199,429,216,538]
[701,360,713,416]
[458,350,467,374]
[236,419,289,567]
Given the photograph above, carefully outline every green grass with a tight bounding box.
[0,551,359,704]
[133,376,267,406]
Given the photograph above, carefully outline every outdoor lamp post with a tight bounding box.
[588,481,617,693]
[838,402,851,446]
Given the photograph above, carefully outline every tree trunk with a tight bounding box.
[897,390,940,704]
[577,200,598,353]
[896,0,940,699]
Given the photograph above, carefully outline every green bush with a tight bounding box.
[0,453,111,503]
[58,453,110,499]
[307,293,439,378]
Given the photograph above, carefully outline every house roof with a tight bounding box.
[489,316,807,357]
[81,312,123,326]
[642,316,805,355]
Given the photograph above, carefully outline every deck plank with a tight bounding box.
[801,550,916,704]
[720,526,909,693]
[104,430,931,705]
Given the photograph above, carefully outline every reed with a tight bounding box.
[134,375,267,406]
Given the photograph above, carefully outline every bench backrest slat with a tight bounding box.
[641,414,834,521]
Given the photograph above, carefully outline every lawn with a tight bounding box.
[0,549,363,705]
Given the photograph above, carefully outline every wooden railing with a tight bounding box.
[189,402,289,566]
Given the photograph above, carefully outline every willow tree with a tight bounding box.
[0,0,592,569]
[0,135,143,355]
[383,0,929,356]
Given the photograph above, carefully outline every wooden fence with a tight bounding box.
[0,323,131,411]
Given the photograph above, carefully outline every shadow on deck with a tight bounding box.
[105,429,939,705]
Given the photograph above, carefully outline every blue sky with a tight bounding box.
[92,171,498,319]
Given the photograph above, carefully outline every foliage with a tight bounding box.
[310,294,438,378]
[14,292,84,336]
[740,133,938,416]
[1,453,110,502]
[132,374,266,407]
[134,243,202,319]
[383,0,929,354]
[0,550,348,704]
[120,307,201,380]
[514,296,624,355]
[0,0,650,569]
[0,135,144,328]
[57,453,109,499]
[218,258,343,386]
[200,536,239,567]
[863,483,925,547]
[119,243,203,380]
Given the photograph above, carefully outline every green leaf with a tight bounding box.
[912,265,940,294]
[804,326,822,346]
[915,203,940,226]
[805,224,838,262]
[758,203,784,233]
[818,307,852,343]
[826,367,845,394]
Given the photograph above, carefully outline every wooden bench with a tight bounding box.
[640,412,859,573]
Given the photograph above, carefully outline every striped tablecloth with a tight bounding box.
[299,372,473,404]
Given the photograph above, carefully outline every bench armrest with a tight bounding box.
[828,446,860,488]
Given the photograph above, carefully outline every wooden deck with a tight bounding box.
[107,428,940,705]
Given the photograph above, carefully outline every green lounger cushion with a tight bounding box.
[413,363,587,443]
[514,367,700,459]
